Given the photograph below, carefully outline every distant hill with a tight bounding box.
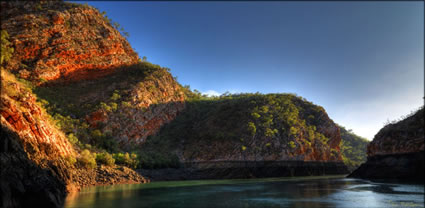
[338,125,369,171]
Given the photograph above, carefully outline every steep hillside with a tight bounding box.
[139,93,344,168]
[349,107,424,182]
[1,70,75,207]
[1,1,138,84]
[1,1,161,207]
[34,63,185,148]
[0,70,148,207]
[338,125,369,171]
[1,0,185,150]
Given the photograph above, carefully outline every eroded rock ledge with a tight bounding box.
[138,161,349,181]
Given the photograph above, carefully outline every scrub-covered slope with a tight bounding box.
[140,93,344,166]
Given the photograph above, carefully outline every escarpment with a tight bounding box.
[1,1,139,83]
[0,70,149,208]
[349,107,424,182]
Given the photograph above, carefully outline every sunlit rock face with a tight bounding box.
[1,1,139,84]
[0,70,75,208]
[1,72,76,158]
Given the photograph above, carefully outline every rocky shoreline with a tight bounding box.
[348,151,424,183]
[138,161,349,181]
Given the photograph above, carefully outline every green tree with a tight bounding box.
[1,30,14,65]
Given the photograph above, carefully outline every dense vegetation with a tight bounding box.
[338,125,369,171]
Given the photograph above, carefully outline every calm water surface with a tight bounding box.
[64,175,424,208]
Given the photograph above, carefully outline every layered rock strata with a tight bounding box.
[1,1,139,84]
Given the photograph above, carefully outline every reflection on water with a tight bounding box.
[64,175,424,208]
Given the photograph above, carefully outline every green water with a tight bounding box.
[64,175,424,208]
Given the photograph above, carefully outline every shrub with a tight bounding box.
[100,102,112,112]
[111,91,121,101]
[90,130,119,152]
[78,149,97,169]
[113,152,139,169]
[96,152,115,166]
[64,155,77,166]
[121,101,132,108]
[1,31,15,63]
[67,133,79,145]
[288,141,296,149]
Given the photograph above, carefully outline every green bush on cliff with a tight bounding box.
[78,149,97,169]
[64,155,77,166]
[113,152,139,169]
[1,30,14,66]
[96,152,115,166]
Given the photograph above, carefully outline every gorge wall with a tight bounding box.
[0,1,160,207]
[348,107,424,182]
[1,1,352,207]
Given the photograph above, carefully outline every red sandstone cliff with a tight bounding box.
[1,70,75,159]
[1,1,139,83]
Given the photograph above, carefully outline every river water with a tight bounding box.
[64,175,424,208]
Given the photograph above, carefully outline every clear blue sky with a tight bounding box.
[79,1,423,140]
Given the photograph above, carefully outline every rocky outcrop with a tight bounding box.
[1,1,139,84]
[349,107,424,182]
[1,72,76,158]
